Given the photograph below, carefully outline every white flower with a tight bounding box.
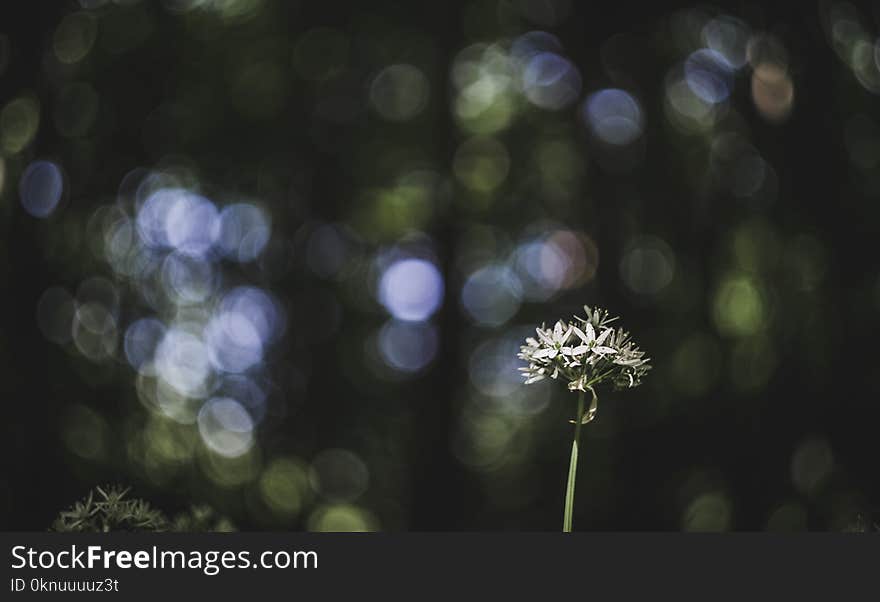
[518,305,650,393]
[572,322,616,356]
[532,320,573,360]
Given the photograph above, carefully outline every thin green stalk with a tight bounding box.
[563,390,585,532]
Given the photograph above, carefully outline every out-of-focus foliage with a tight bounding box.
[51,485,234,532]
[52,486,166,532]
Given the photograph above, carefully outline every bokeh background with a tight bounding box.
[1,0,880,531]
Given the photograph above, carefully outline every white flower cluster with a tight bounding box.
[518,305,650,393]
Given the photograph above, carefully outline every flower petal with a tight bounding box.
[584,322,596,343]
[592,346,617,355]
[536,329,554,346]
[553,320,565,340]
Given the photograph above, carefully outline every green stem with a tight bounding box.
[563,390,585,532]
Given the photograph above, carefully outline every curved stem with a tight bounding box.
[563,390,585,532]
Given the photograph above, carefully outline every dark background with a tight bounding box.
[1,0,879,531]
